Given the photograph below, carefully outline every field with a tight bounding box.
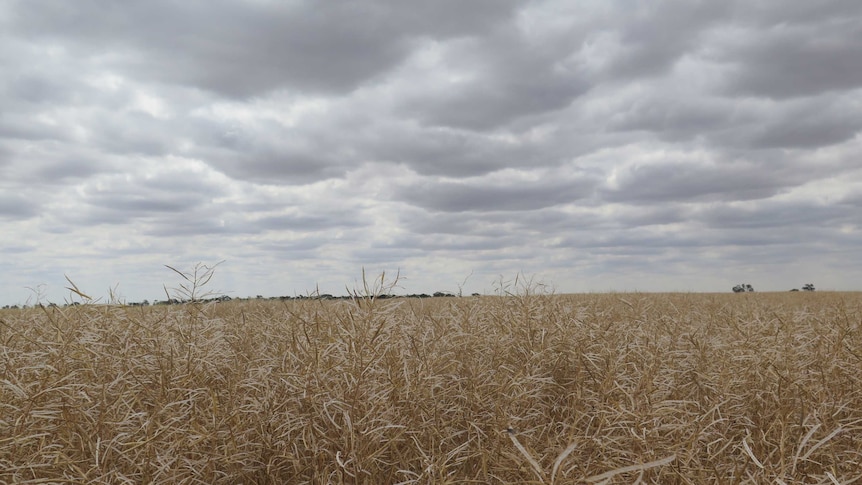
[1,290,861,483]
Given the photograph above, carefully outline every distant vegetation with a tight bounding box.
[733,283,817,293]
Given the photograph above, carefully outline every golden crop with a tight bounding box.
[1,291,860,483]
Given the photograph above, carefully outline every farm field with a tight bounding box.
[1,291,861,483]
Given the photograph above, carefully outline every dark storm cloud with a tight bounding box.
[7,0,520,98]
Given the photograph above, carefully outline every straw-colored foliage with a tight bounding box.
[2,290,861,483]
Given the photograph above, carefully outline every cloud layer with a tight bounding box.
[2,0,861,303]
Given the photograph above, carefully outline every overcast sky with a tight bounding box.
[2,0,861,304]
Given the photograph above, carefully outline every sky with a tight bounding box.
[2,0,861,305]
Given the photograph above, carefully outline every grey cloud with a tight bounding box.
[611,93,862,151]
[405,72,588,131]
[397,206,674,242]
[0,116,69,142]
[34,158,111,182]
[76,172,227,225]
[142,211,300,238]
[0,145,12,168]
[602,160,793,203]
[255,213,367,232]
[368,127,541,177]
[740,0,862,24]
[5,71,78,106]
[374,233,517,253]
[551,226,810,261]
[718,10,862,99]
[93,113,180,157]
[395,176,594,213]
[0,192,40,220]
[0,245,33,254]
[554,230,703,251]
[697,201,858,230]
[610,97,734,141]
[79,199,204,226]
[144,215,231,237]
[601,1,730,80]
[400,31,590,130]
[0,142,118,185]
[258,237,329,253]
[183,117,355,184]
[8,0,520,98]
[141,206,369,238]
[201,148,340,185]
[742,97,862,149]
[613,206,689,228]
[398,210,515,238]
[839,191,862,208]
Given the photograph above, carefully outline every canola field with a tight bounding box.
[2,291,861,483]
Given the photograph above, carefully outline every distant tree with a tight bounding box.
[733,284,754,293]
[802,283,815,291]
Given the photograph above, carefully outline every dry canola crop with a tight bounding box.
[2,291,861,483]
